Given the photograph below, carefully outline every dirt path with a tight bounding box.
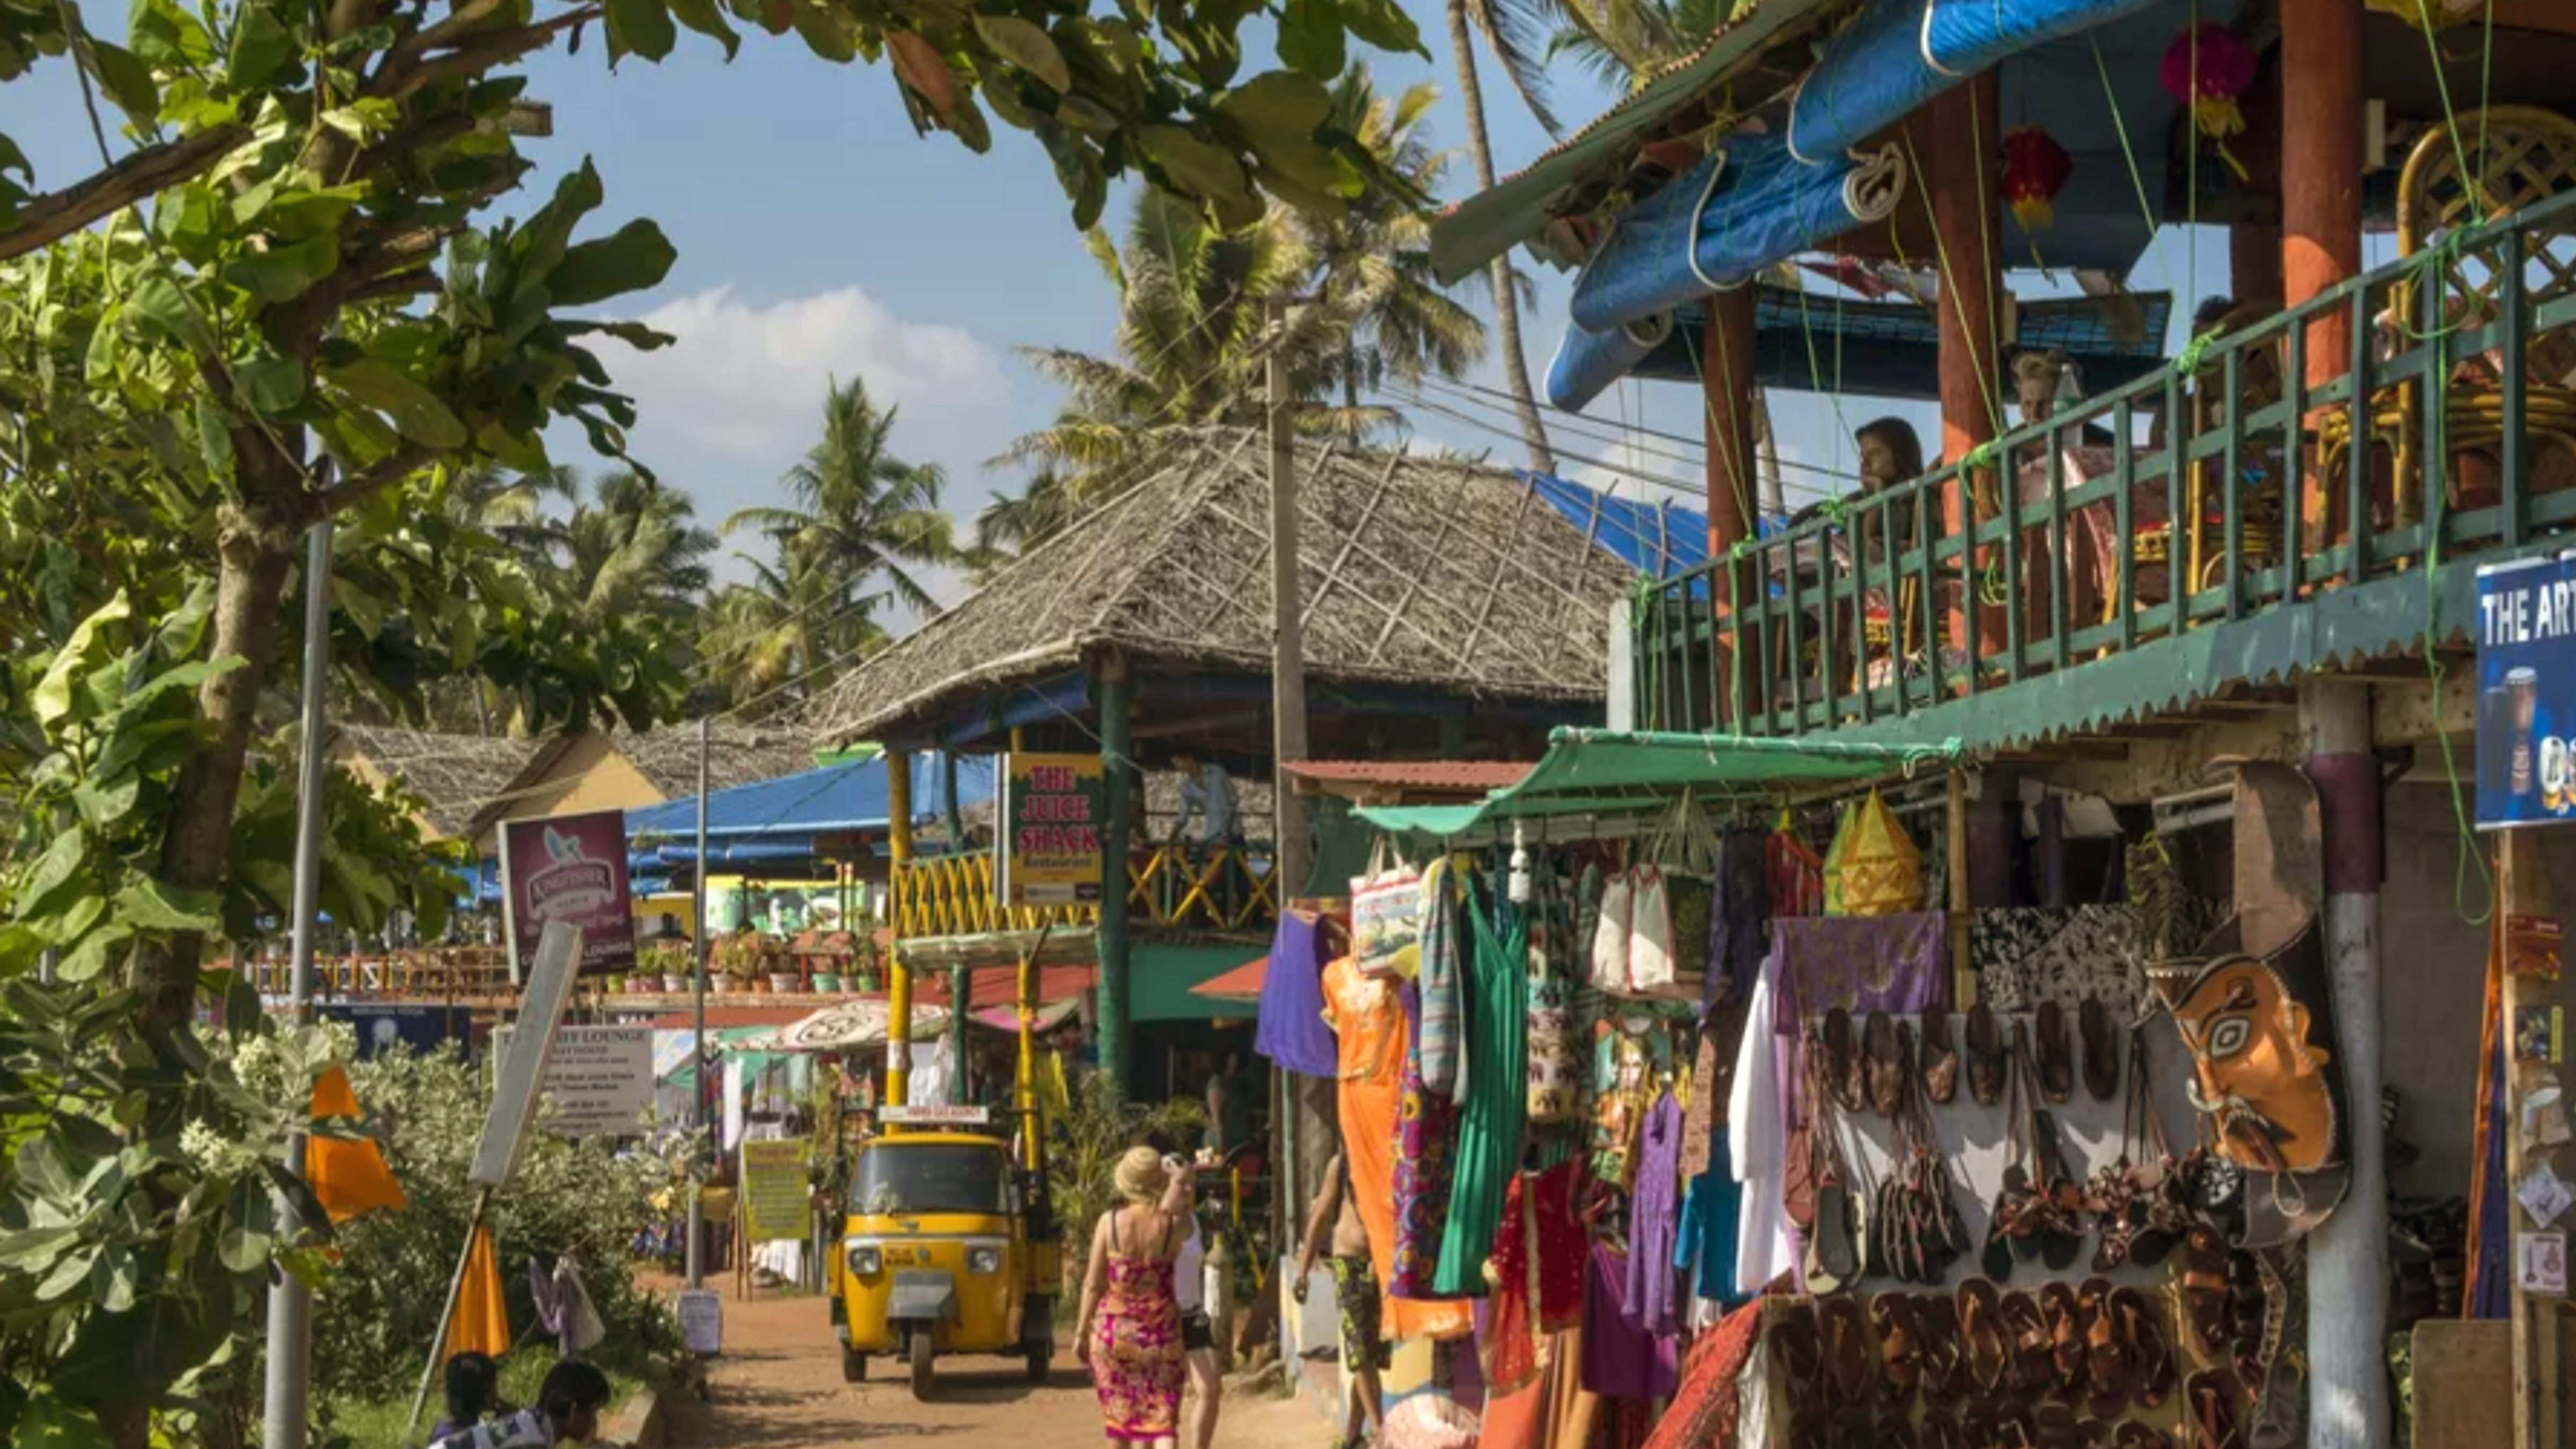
[660,1289,1329,1449]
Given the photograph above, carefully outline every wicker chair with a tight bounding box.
[2138,303,2288,605]
[2325,106,2576,526]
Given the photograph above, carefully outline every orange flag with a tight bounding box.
[308,1065,407,1224]
[443,1224,511,1360]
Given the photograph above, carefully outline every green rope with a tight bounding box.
[2172,325,2222,379]
[1631,574,1666,733]
[2410,277,2497,924]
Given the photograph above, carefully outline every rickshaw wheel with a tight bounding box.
[909,1331,935,1399]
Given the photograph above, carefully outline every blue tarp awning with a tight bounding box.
[625,753,994,841]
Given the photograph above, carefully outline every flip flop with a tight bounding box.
[1821,1294,1874,1404]
[1957,1278,2009,1395]
[1999,1289,2054,1394]
[1865,1011,1904,1118]
[2186,1367,2245,1449]
[1915,1291,1967,1406]
[2036,1000,2073,1104]
[1967,1002,2005,1106]
[2113,1286,2177,1411]
[2078,1277,2124,1416]
[2040,1281,2086,1395]
[2178,1225,2233,1360]
[1824,1007,1866,1113]
[1923,1010,1960,1105]
[1872,1291,1922,1410]
[1811,1175,1861,1290]
[2080,997,2118,1101]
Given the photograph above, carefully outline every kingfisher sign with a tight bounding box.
[499,810,638,980]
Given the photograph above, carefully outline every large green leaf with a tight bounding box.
[114,877,224,933]
[1275,0,1344,80]
[605,0,678,61]
[55,924,133,983]
[81,40,160,124]
[224,230,340,303]
[1214,70,1333,143]
[326,358,468,449]
[31,592,130,729]
[974,16,1069,93]
[666,0,741,57]
[546,219,677,309]
[13,1395,112,1449]
[1136,125,1248,207]
[11,828,87,920]
[1335,0,1424,55]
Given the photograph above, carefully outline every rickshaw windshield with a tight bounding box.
[851,1144,1009,1216]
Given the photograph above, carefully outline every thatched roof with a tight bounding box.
[620,724,815,799]
[335,726,548,838]
[808,429,1637,745]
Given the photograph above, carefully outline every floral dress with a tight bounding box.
[1091,1216,1184,1441]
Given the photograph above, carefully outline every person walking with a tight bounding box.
[1076,1147,1188,1447]
[1161,1156,1221,1449]
[1293,1150,1385,1449]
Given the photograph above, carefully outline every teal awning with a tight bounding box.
[1354,728,1960,837]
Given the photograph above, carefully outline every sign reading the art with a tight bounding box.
[499,809,638,979]
[739,1138,812,1243]
[996,752,1106,908]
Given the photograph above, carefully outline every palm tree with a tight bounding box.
[724,376,960,618]
[965,469,1080,582]
[1003,187,1318,499]
[550,469,718,629]
[1297,71,1492,416]
[696,556,891,709]
[1444,0,1561,473]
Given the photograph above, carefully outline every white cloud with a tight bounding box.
[602,284,1012,465]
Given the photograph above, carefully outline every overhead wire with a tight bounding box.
[1408,372,1876,490]
[1406,372,1852,496]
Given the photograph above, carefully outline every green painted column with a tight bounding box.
[1096,663,1134,1098]
[943,751,970,1104]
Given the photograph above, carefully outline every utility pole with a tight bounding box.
[261,514,334,1449]
[1266,294,1330,1227]
[687,714,710,1290]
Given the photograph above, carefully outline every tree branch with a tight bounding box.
[370,7,600,101]
[312,443,436,519]
[0,125,250,263]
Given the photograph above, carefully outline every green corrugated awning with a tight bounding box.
[1426,0,1843,285]
[1354,728,1959,836]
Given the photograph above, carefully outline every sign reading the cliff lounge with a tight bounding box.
[996,753,1106,908]
[499,809,638,979]
[2477,554,2576,829]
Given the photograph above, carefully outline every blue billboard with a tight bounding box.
[322,1004,476,1059]
[2477,554,2576,829]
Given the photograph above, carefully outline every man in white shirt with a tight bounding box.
[1170,753,1243,922]
[1162,1155,1220,1449]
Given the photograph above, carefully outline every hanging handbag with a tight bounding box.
[1351,838,1425,979]
[1590,854,1635,991]
[1628,863,1675,992]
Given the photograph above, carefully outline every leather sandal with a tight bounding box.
[1919,1408,1968,1449]
[2078,1277,2124,1415]
[2000,1289,2054,1394]
[2073,1419,2117,1449]
[2187,1367,2245,1449]
[1957,1278,2009,1395]
[1821,1294,1874,1404]
[2113,1286,2176,1412]
[2035,1000,2073,1104]
[2080,996,2118,1101]
[1828,1407,1874,1449]
[1967,1001,2005,1106]
[2039,1281,2086,1395]
[1923,1009,1960,1105]
[1825,1006,1866,1113]
[1872,1291,1922,1411]
[2031,1402,2081,1449]
[2178,1225,2233,1360]
[1916,1291,1968,1406]
[2114,1427,2166,1449]
[1865,1010,1904,1118]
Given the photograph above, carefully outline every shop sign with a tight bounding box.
[996,753,1106,908]
[533,1024,652,1136]
[675,1289,722,1355]
[499,809,638,980]
[740,1137,812,1243]
[879,1104,990,1125]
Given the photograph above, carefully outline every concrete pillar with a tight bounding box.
[1705,286,1759,723]
[2300,676,2388,1449]
[886,750,915,1110]
[1096,659,1135,1097]
[2280,0,2363,537]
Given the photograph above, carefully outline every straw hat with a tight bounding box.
[1113,1146,1169,1206]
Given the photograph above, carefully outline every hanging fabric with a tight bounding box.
[1325,955,1473,1340]
[1526,861,1584,1125]
[1590,857,1636,992]
[1391,978,1463,1301]
[1434,875,1531,1298]
[1417,858,1466,1097]
[1254,906,1339,1078]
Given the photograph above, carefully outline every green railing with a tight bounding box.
[1634,187,2576,738]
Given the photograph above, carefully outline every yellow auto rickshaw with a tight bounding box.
[826,1107,1060,1397]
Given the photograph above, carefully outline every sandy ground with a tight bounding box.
[660,1287,1330,1449]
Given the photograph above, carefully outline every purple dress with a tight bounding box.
[1255,909,1338,1078]
[1625,1089,1683,1334]
[1390,982,1461,1299]
[1581,1242,1679,1400]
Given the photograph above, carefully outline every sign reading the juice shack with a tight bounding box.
[996,753,1106,908]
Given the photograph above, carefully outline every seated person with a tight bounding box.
[2013,348,2117,452]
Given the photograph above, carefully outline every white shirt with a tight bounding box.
[1174,765,1236,845]
[1174,1216,1205,1311]
[429,1409,551,1449]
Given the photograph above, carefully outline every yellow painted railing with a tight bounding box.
[891,844,1279,941]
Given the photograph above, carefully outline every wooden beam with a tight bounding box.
[2498,830,2555,1449]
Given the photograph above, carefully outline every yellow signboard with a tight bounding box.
[739,1138,811,1244]
[997,752,1106,908]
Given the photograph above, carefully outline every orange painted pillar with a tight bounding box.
[2280,0,2363,538]
[1705,287,1760,724]
[1925,73,2004,660]
[2230,54,2285,308]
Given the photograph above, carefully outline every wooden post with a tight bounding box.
[1948,769,1975,1008]
[2280,0,2364,537]
[2500,829,2557,1449]
[1706,287,1759,724]
[1924,72,2004,661]
[886,750,914,1111]
[1269,294,1313,902]
[1097,657,1135,1097]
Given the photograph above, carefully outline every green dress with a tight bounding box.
[1433,873,1529,1296]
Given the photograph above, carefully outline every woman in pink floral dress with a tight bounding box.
[1075,1147,1187,1446]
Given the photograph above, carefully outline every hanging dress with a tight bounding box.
[1433,875,1529,1297]
[1089,1213,1184,1440]
[1625,1089,1685,1335]
[1325,956,1473,1341]
[1389,976,1461,1299]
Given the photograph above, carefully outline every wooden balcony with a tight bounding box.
[890,842,1280,943]
[1633,182,2576,752]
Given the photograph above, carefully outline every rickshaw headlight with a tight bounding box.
[968,1247,1001,1275]
[849,1245,882,1275]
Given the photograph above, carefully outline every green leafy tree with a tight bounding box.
[724,376,959,619]
[545,469,719,630]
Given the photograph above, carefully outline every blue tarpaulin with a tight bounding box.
[1569,134,1906,334]
[1547,312,1674,414]
[1525,474,1710,577]
[1785,0,2157,164]
[625,752,993,841]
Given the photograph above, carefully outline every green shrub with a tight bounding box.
[313,1048,676,1403]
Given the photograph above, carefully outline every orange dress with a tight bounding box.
[1322,957,1473,1342]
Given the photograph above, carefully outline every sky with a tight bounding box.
[0,6,2333,620]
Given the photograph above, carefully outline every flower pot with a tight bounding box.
[769,972,800,993]
[814,972,843,993]
[663,974,691,993]
[604,974,627,994]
